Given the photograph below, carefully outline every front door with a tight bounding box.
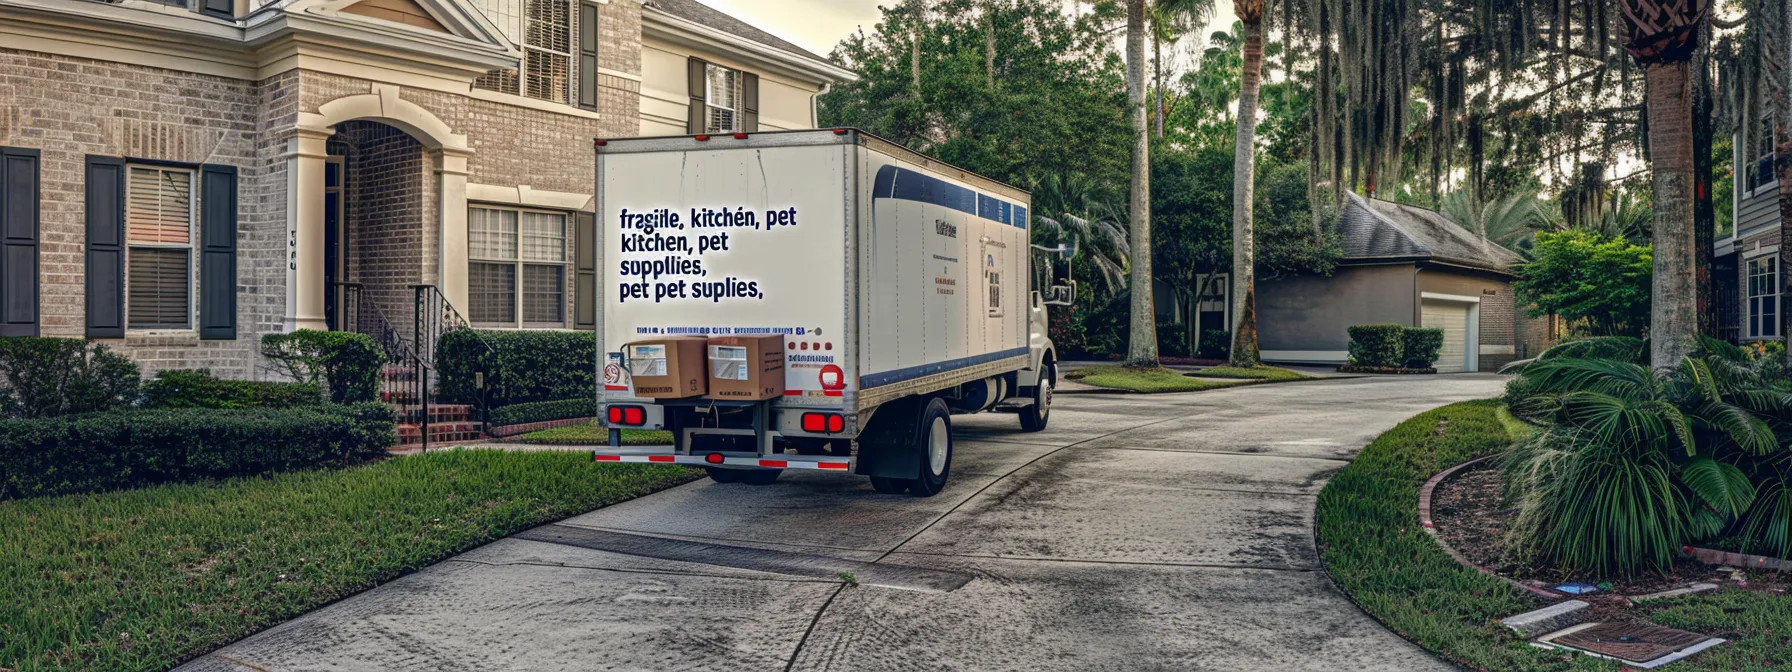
[323,156,346,330]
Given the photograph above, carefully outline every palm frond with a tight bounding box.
[1681,456,1758,518]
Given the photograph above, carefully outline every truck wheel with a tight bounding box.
[741,469,781,486]
[1019,364,1054,432]
[907,398,954,497]
[706,467,743,483]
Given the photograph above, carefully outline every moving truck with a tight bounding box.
[593,129,1071,496]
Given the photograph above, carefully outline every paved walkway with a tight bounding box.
[181,374,1505,672]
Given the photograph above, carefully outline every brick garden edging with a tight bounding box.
[1683,546,1792,573]
[487,416,596,438]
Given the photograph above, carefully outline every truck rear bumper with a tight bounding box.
[591,446,853,472]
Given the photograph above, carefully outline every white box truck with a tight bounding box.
[593,129,1072,496]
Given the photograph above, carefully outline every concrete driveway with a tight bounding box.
[180,374,1505,672]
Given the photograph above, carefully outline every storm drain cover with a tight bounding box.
[1540,621,1722,667]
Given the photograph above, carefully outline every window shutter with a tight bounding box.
[578,2,600,111]
[85,156,125,338]
[199,0,232,19]
[0,148,40,337]
[199,164,237,340]
[742,72,759,132]
[574,210,596,329]
[687,57,708,134]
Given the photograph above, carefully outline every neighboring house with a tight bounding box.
[1254,193,1546,373]
[1714,5,1789,346]
[0,0,852,379]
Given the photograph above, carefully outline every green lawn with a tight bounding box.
[515,422,672,446]
[0,451,697,672]
[1063,366,1246,393]
[1185,365,1311,382]
[1316,400,1791,671]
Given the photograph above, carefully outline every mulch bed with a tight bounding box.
[1431,461,1792,618]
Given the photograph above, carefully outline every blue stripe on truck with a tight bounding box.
[872,165,1027,229]
[858,347,1032,390]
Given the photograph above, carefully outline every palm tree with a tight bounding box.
[1227,0,1265,368]
[1439,191,1550,249]
[1125,0,1158,367]
[1151,0,1217,137]
[1620,0,1709,369]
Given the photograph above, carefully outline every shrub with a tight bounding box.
[436,329,595,408]
[1156,321,1192,358]
[1502,336,1792,575]
[259,330,385,403]
[0,337,140,419]
[490,397,597,427]
[1401,327,1445,369]
[1199,330,1231,360]
[142,369,322,409]
[0,403,396,499]
[1346,324,1405,367]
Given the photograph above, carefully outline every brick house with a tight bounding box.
[0,0,852,379]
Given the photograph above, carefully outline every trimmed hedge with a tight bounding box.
[1401,327,1445,369]
[0,403,395,500]
[142,369,323,410]
[0,337,140,419]
[436,329,595,408]
[259,330,385,404]
[491,397,597,427]
[1346,324,1407,367]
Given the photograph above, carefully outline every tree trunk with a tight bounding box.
[1229,8,1265,368]
[1644,60,1698,368]
[1125,0,1158,367]
[1155,29,1165,138]
[984,3,996,90]
[910,0,924,94]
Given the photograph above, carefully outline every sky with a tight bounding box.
[693,0,1238,63]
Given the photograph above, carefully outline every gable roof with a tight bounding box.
[1338,192,1525,274]
[643,0,828,63]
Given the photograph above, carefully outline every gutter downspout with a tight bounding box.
[813,80,833,128]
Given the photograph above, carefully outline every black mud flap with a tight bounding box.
[854,395,925,480]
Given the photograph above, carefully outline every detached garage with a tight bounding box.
[1256,193,1545,372]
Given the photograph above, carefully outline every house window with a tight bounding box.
[471,0,576,105]
[126,166,194,330]
[706,64,742,133]
[1748,256,1777,339]
[469,206,567,326]
[1746,111,1778,194]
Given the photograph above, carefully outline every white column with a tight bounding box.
[284,122,334,332]
[438,149,472,312]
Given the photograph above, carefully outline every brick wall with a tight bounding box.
[335,120,430,322]
[0,48,288,379]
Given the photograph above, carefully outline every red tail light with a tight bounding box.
[826,415,845,433]
[608,405,646,426]
[705,453,725,464]
[607,406,623,423]
[801,413,826,432]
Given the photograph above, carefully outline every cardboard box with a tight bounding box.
[706,334,786,400]
[624,337,708,398]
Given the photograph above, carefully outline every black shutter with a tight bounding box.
[574,211,596,329]
[199,0,232,19]
[687,57,708,134]
[85,156,125,338]
[742,72,759,132]
[578,2,600,111]
[199,164,237,340]
[0,147,40,337]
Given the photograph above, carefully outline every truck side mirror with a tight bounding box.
[1031,242,1075,306]
[1042,281,1074,306]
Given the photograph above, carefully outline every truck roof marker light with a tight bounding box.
[832,128,848,135]
[733,133,748,139]
[594,139,608,146]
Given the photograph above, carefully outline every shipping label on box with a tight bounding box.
[707,335,785,400]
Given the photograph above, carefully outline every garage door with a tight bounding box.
[1421,299,1471,373]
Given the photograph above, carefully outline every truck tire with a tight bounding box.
[706,467,743,483]
[1019,364,1054,432]
[741,469,781,486]
[907,398,954,497]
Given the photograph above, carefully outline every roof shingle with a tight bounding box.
[1338,192,1525,274]
[644,0,830,63]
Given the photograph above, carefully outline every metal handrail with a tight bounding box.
[412,285,500,451]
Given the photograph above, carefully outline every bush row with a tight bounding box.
[1347,324,1445,369]
[435,329,594,408]
[142,369,323,410]
[490,398,597,427]
[0,403,396,499]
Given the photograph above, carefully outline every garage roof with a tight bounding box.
[1338,192,1525,274]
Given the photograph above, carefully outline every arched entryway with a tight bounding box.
[284,85,471,333]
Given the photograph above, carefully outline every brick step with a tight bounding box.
[395,421,484,446]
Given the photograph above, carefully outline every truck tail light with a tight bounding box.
[818,364,845,391]
[733,133,749,139]
[694,134,710,141]
[801,413,845,434]
[608,405,645,426]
